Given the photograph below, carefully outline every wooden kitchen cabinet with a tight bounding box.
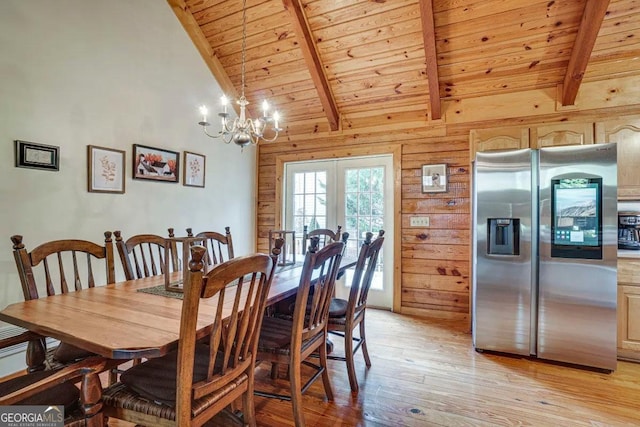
[469,127,529,161]
[595,117,640,200]
[617,258,640,361]
[530,122,594,148]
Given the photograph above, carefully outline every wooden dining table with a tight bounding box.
[0,257,356,361]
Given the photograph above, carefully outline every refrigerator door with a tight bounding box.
[538,143,617,370]
[473,149,534,355]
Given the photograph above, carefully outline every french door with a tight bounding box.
[284,155,393,309]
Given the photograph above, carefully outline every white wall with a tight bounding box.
[0,0,256,339]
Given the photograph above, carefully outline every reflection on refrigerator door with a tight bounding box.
[472,143,617,371]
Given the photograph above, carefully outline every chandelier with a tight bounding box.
[198,0,281,148]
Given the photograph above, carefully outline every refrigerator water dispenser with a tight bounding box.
[487,218,520,255]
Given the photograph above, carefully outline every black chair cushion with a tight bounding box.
[328,298,348,318]
[53,342,94,363]
[120,343,221,407]
[258,316,294,353]
[1,369,79,411]
[258,316,323,355]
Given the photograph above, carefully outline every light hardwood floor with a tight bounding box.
[106,309,640,426]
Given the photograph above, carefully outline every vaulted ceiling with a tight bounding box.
[168,0,640,137]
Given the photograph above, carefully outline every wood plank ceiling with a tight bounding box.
[171,0,640,137]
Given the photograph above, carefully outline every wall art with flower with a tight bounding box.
[183,151,205,188]
[87,145,126,194]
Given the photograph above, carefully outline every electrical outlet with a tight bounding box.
[410,216,430,227]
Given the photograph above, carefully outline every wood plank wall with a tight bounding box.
[257,76,640,321]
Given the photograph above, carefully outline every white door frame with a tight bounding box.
[273,145,402,313]
[283,155,394,309]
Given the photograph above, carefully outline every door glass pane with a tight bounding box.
[292,171,329,251]
[344,166,385,290]
[345,169,358,192]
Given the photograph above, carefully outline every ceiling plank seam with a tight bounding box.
[282,0,340,131]
[418,0,442,120]
[561,0,611,106]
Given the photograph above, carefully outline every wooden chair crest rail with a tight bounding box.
[255,237,344,427]
[186,226,234,269]
[9,233,116,373]
[301,225,342,255]
[101,240,283,427]
[328,230,385,393]
[114,228,178,280]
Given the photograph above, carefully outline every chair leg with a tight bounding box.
[344,326,359,393]
[270,362,279,379]
[243,381,257,427]
[289,358,306,427]
[360,319,372,367]
[318,335,334,401]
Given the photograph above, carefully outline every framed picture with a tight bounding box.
[422,163,448,193]
[132,144,180,183]
[15,140,60,171]
[183,151,206,188]
[87,145,126,194]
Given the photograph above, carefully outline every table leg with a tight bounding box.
[26,339,46,372]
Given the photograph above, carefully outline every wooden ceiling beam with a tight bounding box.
[561,0,611,106]
[166,0,240,114]
[418,0,442,120]
[282,0,340,131]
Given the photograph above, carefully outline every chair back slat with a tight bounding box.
[86,253,95,288]
[71,251,81,291]
[114,230,174,280]
[295,237,344,341]
[349,230,385,317]
[56,252,68,293]
[174,246,277,424]
[10,233,115,301]
[43,259,56,296]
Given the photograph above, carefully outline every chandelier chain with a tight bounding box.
[241,0,247,99]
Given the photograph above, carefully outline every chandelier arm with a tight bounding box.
[202,125,233,144]
[258,130,279,143]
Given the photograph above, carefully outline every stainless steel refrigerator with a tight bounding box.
[472,143,617,371]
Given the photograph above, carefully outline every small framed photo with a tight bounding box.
[87,145,126,194]
[15,140,60,171]
[132,144,180,183]
[422,163,448,193]
[183,151,206,188]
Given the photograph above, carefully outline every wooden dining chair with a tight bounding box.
[114,228,178,280]
[255,237,344,427]
[327,230,385,393]
[0,331,106,427]
[101,242,281,427]
[186,226,234,269]
[9,232,116,373]
[301,225,342,255]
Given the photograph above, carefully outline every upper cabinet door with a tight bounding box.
[469,127,529,161]
[531,122,594,149]
[596,117,640,200]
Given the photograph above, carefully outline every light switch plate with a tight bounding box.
[410,216,430,227]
